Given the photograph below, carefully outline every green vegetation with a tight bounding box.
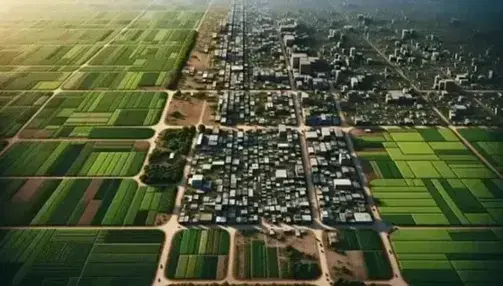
[0,229,164,286]
[21,91,165,138]
[0,178,176,226]
[391,228,503,286]
[238,232,321,280]
[141,127,196,184]
[167,229,230,280]
[458,128,503,173]
[354,128,502,226]
[0,92,52,137]
[330,229,392,280]
[0,141,148,176]
[0,72,71,90]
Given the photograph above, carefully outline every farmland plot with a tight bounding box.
[21,91,165,138]
[0,141,148,176]
[391,228,503,286]
[459,128,503,174]
[0,45,100,67]
[0,91,51,137]
[0,178,177,226]
[166,229,230,280]
[235,230,321,280]
[0,229,164,286]
[326,229,392,281]
[353,128,503,226]
[0,71,71,90]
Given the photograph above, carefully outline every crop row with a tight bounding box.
[0,141,148,176]
[21,91,165,137]
[355,128,502,226]
[0,229,164,286]
[0,178,177,226]
[0,91,52,138]
[167,229,229,279]
[391,228,503,286]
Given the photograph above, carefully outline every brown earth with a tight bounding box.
[11,179,44,202]
[166,98,204,125]
[19,129,53,139]
[323,231,367,282]
[202,102,218,126]
[82,179,103,202]
[78,200,101,225]
[180,3,229,89]
[134,141,150,151]
[216,255,228,280]
[234,229,320,280]
[154,213,170,226]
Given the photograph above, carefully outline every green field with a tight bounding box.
[330,229,393,280]
[21,91,165,138]
[0,72,71,90]
[0,229,164,286]
[166,229,230,280]
[458,128,503,173]
[0,92,52,137]
[0,141,148,176]
[391,228,503,286]
[0,178,177,226]
[354,128,502,226]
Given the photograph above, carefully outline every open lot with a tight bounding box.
[0,229,164,286]
[0,91,52,138]
[166,92,207,125]
[21,91,165,139]
[234,229,321,280]
[458,128,503,174]
[352,127,502,225]
[166,228,230,280]
[0,178,176,226]
[391,228,503,286]
[0,141,148,177]
[324,229,392,281]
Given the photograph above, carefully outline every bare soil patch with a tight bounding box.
[234,229,320,280]
[82,179,102,202]
[166,98,204,125]
[134,141,150,151]
[216,255,228,280]
[179,3,229,89]
[11,179,44,202]
[202,102,218,126]
[19,129,52,139]
[78,200,101,225]
[154,213,170,226]
[323,231,367,282]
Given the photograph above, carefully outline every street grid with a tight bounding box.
[1,1,503,286]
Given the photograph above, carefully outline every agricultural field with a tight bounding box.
[0,45,101,67]
[0,72,71,90]
[458,128,503,174]
[0,91,52,138]
[20,91,165,138]
[63,29,197,90]
[0,229,164,286]
[0,178,177,226]
[352,127,503,226]
[325,229,392,281]
[166,229,230,280]
[391,228,503,286]
[141,127,196,184]
[235,230,321,280]
[0,141,148,177]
